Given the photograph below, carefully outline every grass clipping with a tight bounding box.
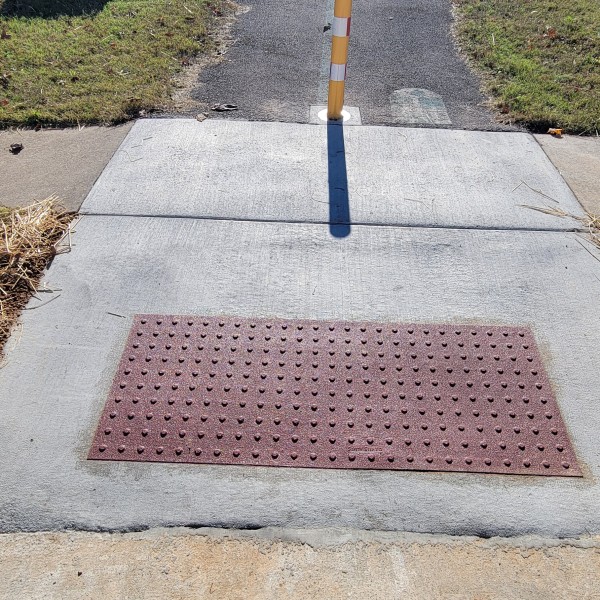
[0,197,73,357]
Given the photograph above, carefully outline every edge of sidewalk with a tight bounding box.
[535,133,600,216]
[2,526,599,599]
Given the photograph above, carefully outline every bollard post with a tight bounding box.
[327,0,352,120]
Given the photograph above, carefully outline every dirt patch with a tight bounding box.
[167,0,247,115]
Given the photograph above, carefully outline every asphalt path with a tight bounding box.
[191,0,513,129]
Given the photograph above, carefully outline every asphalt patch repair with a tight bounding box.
[89,315,581,477]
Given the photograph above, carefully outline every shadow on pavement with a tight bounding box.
[0,0,108,17]
[327,121,351,238]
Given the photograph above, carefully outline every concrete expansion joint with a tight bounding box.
[77,212,587,236]
[26,525,600,552]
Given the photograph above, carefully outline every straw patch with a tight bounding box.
[585,213,600,250]
[521,204,600,262]
[0,197,74,358]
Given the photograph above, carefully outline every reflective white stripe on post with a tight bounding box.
[327,0,353,120]
[332,16,351,37]
[329,63,347,82]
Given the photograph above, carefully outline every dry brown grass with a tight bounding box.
[522,204,600,251]
[585,213,600,249]
[0,197,74,358]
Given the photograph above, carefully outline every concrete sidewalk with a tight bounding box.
[536,134,600,216]
[2,0,599,592]
[81,120,584,230]
[1,119,599,539]
[0,124,132,212]
[2,528,600,599]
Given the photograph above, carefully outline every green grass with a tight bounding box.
[454,0,600,134]
[0,0,224,126]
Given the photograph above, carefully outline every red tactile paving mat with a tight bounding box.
[89,315,581,477]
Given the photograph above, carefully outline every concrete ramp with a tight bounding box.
[1,119,599,538]
[81,119,585,231]
[1,217,599,536]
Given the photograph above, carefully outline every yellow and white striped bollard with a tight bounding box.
[327,0,352,120]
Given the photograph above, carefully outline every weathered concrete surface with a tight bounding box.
[1,216,599,536]
[536,134,600,216]
[81,119,585,230]
[0,124,132,212]
[1,528,600,599]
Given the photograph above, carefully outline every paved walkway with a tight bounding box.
[1,0,600,595]
[187,0,508,129]
[0,125,131,212]
[536,134,600,215]
[1,118,600,538]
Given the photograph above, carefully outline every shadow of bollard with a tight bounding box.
[327,121,351,238]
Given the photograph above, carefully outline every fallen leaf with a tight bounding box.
[1,28,11,40]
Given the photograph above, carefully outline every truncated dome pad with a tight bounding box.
[89,315,581,476]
